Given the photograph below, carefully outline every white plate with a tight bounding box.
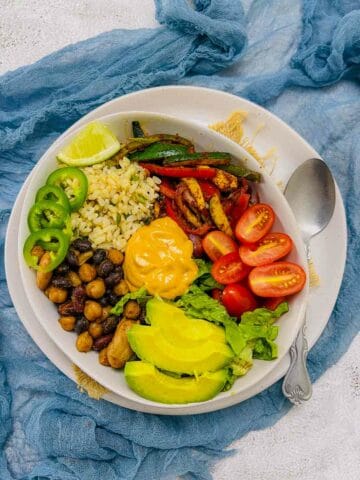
[5,86,347,414]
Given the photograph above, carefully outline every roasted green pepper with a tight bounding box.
[27,200,70,233]
[132,121,145,138]
[46,167,88,211]
[129,143,188,161]
[35,184,71,211]
[162,152,231,167]
[23,228,70,272]
[117,134,193,158]
[219,164,261,182]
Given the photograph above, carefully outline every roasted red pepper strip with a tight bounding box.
[159,178,176,199]
[198,180,220,201]
[165,198,212,236]
[139,163,217,179]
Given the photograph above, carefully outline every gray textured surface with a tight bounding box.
[1,1,359,479]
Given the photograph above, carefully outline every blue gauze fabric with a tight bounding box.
[1,0,359,478]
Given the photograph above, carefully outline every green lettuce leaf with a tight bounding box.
[111,287,149,315]
[194,259,222,291]
[241,302,289,325]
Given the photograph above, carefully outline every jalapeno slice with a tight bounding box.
[46,167,88,212]
[27,200,70,233]
[35,184,71,211]
[23,228,70,272]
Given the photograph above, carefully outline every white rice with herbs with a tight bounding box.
[71,158,160,251]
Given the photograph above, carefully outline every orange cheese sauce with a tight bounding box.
[123,217,198,299]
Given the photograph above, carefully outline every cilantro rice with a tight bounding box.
[71,158,160,251]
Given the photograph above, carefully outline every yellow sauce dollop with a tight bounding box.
[124,217,198,299]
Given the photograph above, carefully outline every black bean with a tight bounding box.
[113,265,124,276]
[106,292,119,306]
[58,301,76,316]
[52,276,72,289]
[102,315,119,334]
[93,249,107,265]
[66,249,78,268]
[99,296,109,307]
[72,238,92,252]
[71,285,86,313]
[97,259,114,277]
[74,317,89,334]
[104,271,123,287]
[93,334,114,351]
[139,307,147,325]
[56,263,70,275]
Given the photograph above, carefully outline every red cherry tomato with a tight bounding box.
[202,230,238,262]
[248,261,306,297]
[211,288,223,302]
[235,203,275,244]
[239,232,293,267]
[222,283,258,317]
[211,252,251,285]
[263,296,286,311]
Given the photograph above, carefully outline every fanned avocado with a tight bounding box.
[146,298,225,346]
[127,324,233,374]
[125,361,229,404]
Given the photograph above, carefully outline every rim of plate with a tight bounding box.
[16,110,309,412]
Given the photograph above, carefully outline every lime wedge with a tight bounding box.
[57,121,121,167]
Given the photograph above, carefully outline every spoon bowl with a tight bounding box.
[284,158,336,243]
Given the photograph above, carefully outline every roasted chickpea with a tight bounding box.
[107,248,124,265]
[78,263,97,283]
[98,347,110,366]
[89,322,103,339]
[84,300,102,322]
[36,252,53,291]
[99,305,112,323]
[113,279,129,296]
[48,286,68,303]
[123,300,141,319]
[68,271,82,287]
[58,316,76,331]
[31,245,45,261]
[76,331,93,352]
[86,278,106,299]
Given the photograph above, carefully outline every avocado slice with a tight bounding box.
[127,324,233,374]
[125,361,229,404]
[146,298,226,346]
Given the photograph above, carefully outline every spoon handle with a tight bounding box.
[282,319,312,404]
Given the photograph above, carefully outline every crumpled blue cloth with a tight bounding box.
[0,0,359,478]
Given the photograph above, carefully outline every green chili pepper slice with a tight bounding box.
[219,164,261,182]
[162,152,231,166]
[46,167,88,212]
[28,200,70,233]
[129,143,188,161]
[35,184,71,211]
[23,228,70,272]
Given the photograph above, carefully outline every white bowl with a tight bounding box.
[18,111,309,413]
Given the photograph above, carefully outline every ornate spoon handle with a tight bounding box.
[282,321,312,405]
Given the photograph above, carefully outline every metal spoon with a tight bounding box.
[282,158,336,405]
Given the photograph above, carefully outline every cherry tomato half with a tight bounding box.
[211,288,223,302]
[211,252,251,285]
[263,296,286,311]
[202,230,238,262]
[239,232,293,267]
[248,261,306,297]
[235,203,275,244]
[222,283,258,317]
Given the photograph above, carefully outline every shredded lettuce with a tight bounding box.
[193,259,222,291]
[111,287,149,315]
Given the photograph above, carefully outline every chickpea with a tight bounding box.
[86,278,106,299]
[84,300,102,322]
[123,300,141,319]
[98,347,110,366]
[89,322,103,339]
[68,271,82,287]
[58,316,76,331]
[76,331,93,352]
[48,286,68,304]
[107,248,124,265]
[113,279,129,296]
[78,263,97,283]
[31,245,45,261]
[36,252,53,291]
[99,305,112,323]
